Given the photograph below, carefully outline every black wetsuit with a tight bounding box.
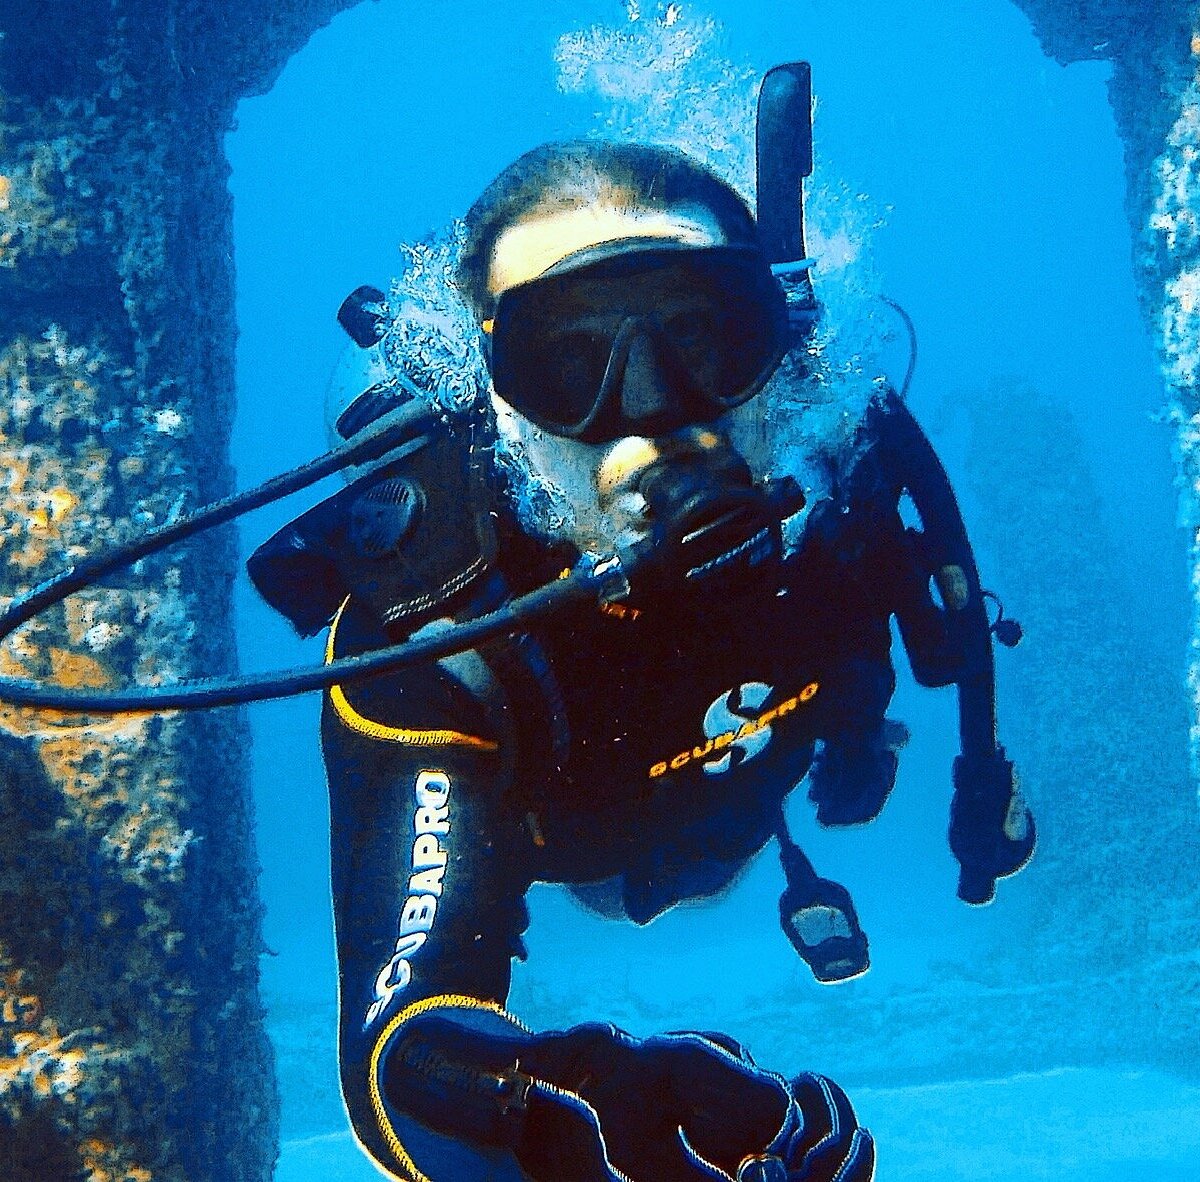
[321,499,895,1180]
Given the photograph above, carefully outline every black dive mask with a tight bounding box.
[487,245,789,444]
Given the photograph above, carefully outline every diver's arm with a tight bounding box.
[322,669,875,1181]
[319,597,538,1175]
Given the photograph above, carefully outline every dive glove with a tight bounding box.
[381,1012,874,1181]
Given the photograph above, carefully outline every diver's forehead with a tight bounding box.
[486,204,727,297]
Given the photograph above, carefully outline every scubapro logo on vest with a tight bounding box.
[647,680,819,779]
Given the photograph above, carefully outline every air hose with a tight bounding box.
[0,400,620,714]
[880,296,918,400]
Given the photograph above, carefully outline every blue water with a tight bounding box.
[227,1,1195,1177]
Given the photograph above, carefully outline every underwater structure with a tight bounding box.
[0,2,362,1177]
[1013,0,1200,768]
[0,0,1199,1177]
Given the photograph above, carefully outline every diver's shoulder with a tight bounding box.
[249,418,500,638]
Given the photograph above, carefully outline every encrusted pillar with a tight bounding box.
[1008,0,1200,773]
[1151,45,1200,772]
[0,1,361,1176]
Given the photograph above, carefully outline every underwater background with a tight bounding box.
[225,2,1199,1178]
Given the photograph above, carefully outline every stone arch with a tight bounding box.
[1,2,1198,1176]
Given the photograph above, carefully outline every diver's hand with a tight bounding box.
[378,1011,872,1181]
[518,1026,874,1182]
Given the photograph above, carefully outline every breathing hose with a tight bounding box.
[0,400,618,714]
[0,570,604,713]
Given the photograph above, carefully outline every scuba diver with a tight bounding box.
[263,137,882,1182]
[0,63,1033,1182]
[238,67,1031,1182]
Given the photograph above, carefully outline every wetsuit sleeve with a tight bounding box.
[373,1015,876,1182]
[320,602,534,1177]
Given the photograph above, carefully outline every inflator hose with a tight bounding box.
[874,391,998,760]
[0,399,610,714]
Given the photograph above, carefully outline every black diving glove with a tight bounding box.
[382,1015,874,1182]
[806,719,910,828]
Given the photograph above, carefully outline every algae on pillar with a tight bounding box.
[0,0,362,1176]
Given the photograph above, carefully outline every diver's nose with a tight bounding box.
[616,321,694,435]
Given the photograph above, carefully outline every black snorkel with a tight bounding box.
[757,63,820,345]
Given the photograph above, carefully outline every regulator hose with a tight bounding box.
[0,398,617,714]
[0,569,603,713]
[880,296,918,400]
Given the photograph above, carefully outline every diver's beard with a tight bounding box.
[490,396,640,550]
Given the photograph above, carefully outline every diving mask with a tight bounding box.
[486,244,789,443]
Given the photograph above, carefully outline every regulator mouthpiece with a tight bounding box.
[622,454,800,601]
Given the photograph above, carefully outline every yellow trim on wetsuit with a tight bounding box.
[368,993,532,1182]
[326,599,499,751]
